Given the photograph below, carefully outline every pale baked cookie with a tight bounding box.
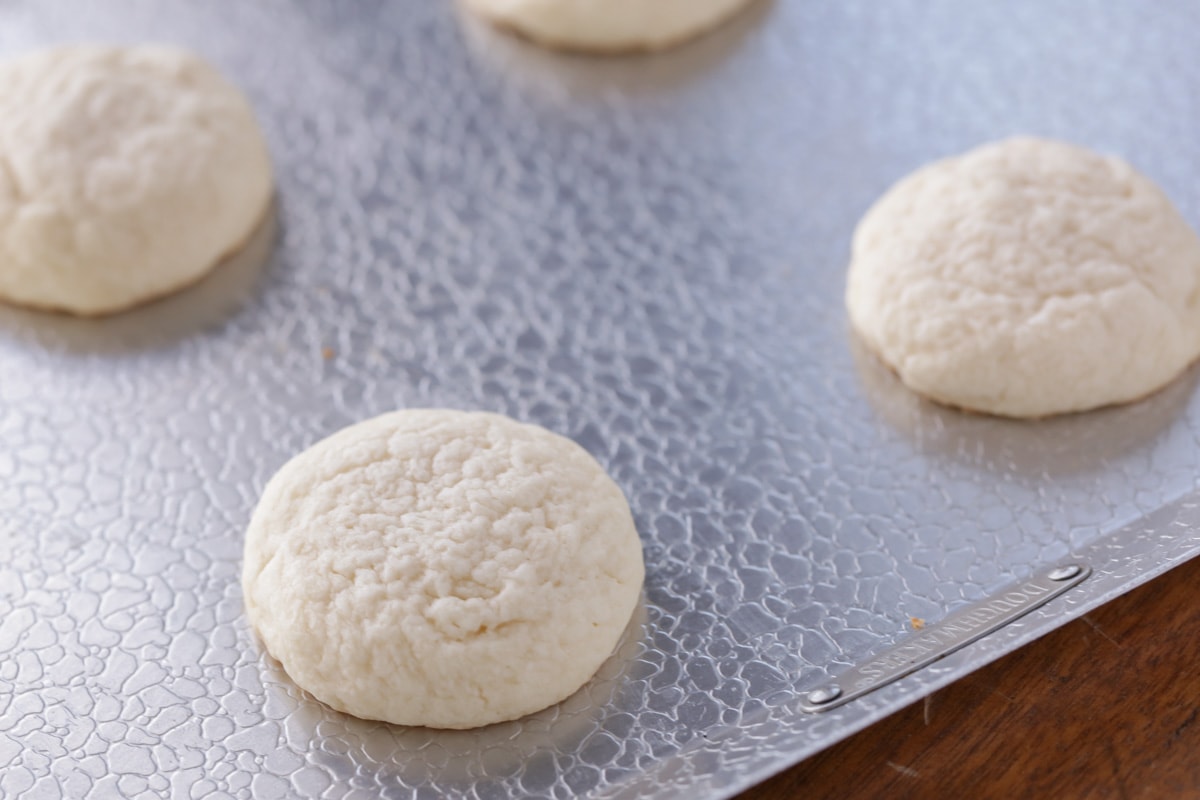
[461,0,756,54]
[846,137,1200,418]
[242,410,645,729]
[0,45,272,316]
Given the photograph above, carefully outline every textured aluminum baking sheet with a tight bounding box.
[4,1,1200,798]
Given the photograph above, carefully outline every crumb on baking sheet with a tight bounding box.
[322,347,335,360]
[910,617,925,630]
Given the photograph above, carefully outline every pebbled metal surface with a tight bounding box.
[3,2,1200,798]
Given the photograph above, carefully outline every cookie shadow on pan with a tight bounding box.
[458,0,775,98]
[257,599,651,787]
[0,200,278,354]
[850,332,1199,479]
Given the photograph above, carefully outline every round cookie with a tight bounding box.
[0,45,272,316]
[461,0,756,54]
[242,409,645,729]
[846,137,1200,418]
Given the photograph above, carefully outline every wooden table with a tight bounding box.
[738,554,1200,799]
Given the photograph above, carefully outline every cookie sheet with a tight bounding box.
[4,2,1200,798]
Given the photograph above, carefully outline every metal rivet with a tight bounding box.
[1047,565,1081,581]
[806,686,842,705]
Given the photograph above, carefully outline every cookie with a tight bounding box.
[461,0,756,54]
[0,45,272,315]
[242,410,645,729]
[847,137,1200,417]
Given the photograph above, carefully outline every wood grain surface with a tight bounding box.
[738,554,1200,799]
